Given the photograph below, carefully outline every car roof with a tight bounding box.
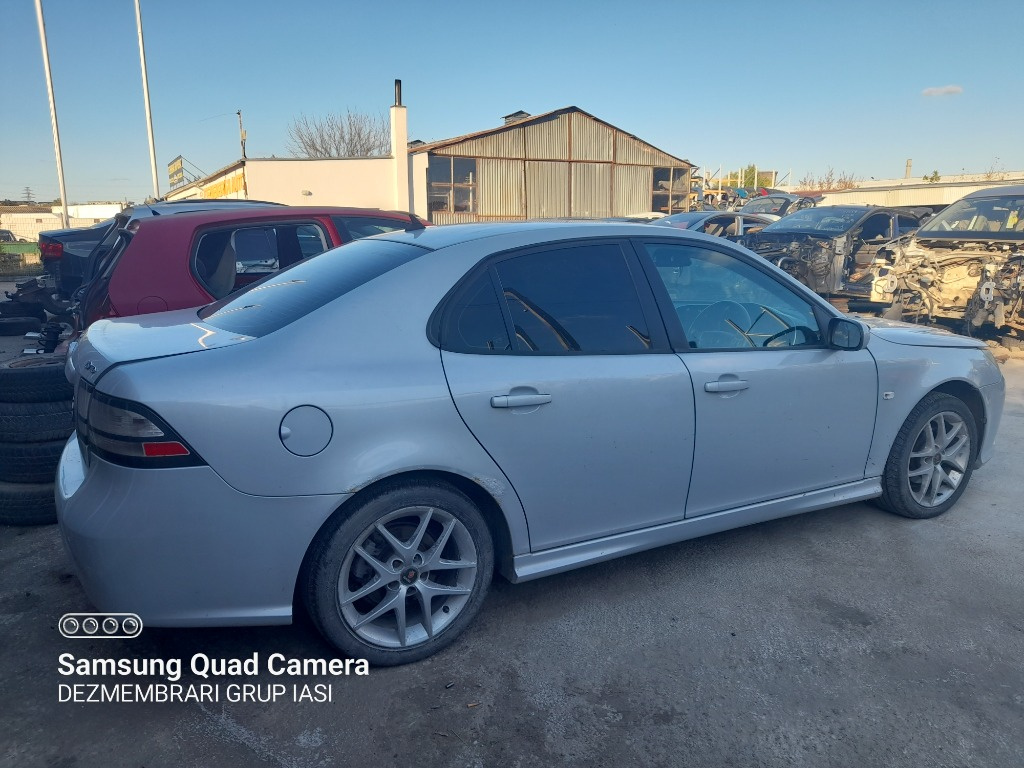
[134,206,417,232]
[963,185,1024,199]
[373,220,684,250]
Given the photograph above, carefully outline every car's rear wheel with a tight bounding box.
[876,393,977,519]
[303,480,493,666]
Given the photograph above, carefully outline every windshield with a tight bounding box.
[917,194,1024,239]
[198,238,429,337]
[741,197,788,215]
[651,213,709,229]
[761,207,866,235]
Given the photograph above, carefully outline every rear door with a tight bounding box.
[440,239,696,551]
[636,238,877,517]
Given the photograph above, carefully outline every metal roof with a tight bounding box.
[408,106,693,167]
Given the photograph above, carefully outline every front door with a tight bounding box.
[636,239,878,517]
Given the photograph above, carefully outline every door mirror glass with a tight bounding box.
[828,317,866,350]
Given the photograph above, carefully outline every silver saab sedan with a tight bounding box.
[56,222,1005,665]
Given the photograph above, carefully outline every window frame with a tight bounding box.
[427,155,478,216]
[430,237,671,356]
[190,219,331,294]
[630,237,837,354]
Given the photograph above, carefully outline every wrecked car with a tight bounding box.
[864,186,1024,336]
[738,193,820,220]
[742,205,924,297]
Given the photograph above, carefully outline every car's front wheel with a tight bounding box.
[303,480,493,665]
[876,393,977,519]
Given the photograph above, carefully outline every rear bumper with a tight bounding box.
[56,436,350,626]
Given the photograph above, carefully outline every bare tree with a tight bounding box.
[286,110,390,158]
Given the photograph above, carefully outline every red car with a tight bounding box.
[77,207,428,327]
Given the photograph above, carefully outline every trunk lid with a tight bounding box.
[72,308,255,385]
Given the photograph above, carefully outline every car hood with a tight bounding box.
[859,317,986,348]
[72,308,255,385]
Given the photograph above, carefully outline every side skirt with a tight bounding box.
[510,478,882,583]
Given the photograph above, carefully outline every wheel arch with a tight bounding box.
[928,379,987,463]
[294,468,518,611]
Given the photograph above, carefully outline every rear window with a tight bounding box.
[332,215,411,240]
[198,238,429,337]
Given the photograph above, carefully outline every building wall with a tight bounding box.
[418,110,690,222]
[820,178,1024,209]
[0,213,111,242]
[244,159,395,208]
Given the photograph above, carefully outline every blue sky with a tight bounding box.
[0,0,1018,203]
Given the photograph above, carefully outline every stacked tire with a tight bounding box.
[0,355,73,526]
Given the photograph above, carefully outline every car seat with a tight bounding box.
[203,238,238,299]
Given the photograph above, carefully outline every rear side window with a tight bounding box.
[440,271,512,353]
[454,243,653,354]
[332,215,410,240]
[193,223,330,299]
[199,239,428,337]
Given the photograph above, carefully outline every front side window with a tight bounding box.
[493,243,652,354]
[428,156,477,215]
[639,242,822,350]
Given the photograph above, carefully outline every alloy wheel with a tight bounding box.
[338,505,478,649]
[906,410,971,507]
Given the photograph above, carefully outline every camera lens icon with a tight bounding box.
[59,613,143,639]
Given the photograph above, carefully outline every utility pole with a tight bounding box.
[237,110,247,158]
[134,0,160,199]
[33,0,69,227]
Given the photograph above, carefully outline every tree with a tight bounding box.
[286,109,390,158]
[922,170,941,183]
[795,167,859,192]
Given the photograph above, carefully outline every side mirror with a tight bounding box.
[828,317,866,350]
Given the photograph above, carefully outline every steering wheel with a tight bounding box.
[686,300,754,348]
[762,325,818,348]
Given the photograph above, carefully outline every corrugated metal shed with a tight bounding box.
[413,106,692,222]
[572,163,612,218]
[525,113,570,160]
[479,159,525,218]
[527,162,569,218]
[613,165,652,215]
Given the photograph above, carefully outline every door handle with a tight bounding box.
[490,393,552,408]
[704,380,748,393]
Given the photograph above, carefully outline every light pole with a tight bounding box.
[33,0,69,228]
[135,0,160,199]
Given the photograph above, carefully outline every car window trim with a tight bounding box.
[429,237,671,356]
[631,236,837,354]
[189,218,331,289]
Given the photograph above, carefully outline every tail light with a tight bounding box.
[40,240,64,260]
[76,381,204,468]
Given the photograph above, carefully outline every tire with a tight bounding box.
[0,400,74,442]
[0,439,66,484]
[0,355,73,403]
[0,301,46,322]
[302,479,493,666]
[876,393,977,519]
[0,317,42,336]
[0,480,56,526]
